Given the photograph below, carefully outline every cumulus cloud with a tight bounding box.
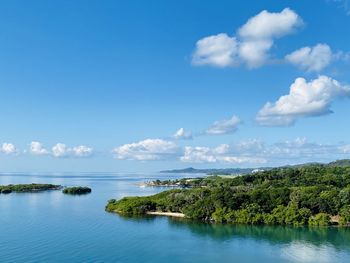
[181,138,350,165]
[238,8,302,68]
[212,144,230,155]
[180,140,266,165]
[28,141,93,158]
[192,33,238,67]
[206,115,241,135]
[238,8,301,39]
[267,138,350,162]
[238,39,273,68]
[181,147,217,163]
[180,146,266,164]
[112,139,179,161]
[285,44,333,72]
[30,141,49,155]
[52,143,93,158]
[71,145,93,157]
[52,143,67,157]
[173,128,193,140]
[256,75,350,126]
[192,8,302,68]
[1,143,17,155]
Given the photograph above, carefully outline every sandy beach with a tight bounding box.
[146,211,186,218]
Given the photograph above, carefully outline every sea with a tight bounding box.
[1,172,350,263]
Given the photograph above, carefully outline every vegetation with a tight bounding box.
[63,186,92,195]
[106,163,350,226]
[161,159,350,175]
[0,183,61,194]
[328,159,350,167]
[146,178,203,187]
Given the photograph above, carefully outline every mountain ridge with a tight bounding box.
[160,159,350,175]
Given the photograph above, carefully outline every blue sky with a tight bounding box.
[0,0,350,172]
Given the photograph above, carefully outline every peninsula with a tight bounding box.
[106,160,350,226]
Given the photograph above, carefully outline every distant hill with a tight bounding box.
[328,159,350,167]
[161,159,350,175]
[160,167,271,175]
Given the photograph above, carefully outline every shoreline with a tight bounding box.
[146,211,185,218]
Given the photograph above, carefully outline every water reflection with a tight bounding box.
[191,222,350,263]
[167,220,350,248]
[280,241,347,263]
[115,213,350,250]
[113,215,350,262]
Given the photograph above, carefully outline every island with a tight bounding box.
[106,160,350,226]
[62,186,92,195]
[0,183,61,194]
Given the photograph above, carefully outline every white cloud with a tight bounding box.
[238,8,302,68]
[30,141,49,155]
[181,147,217,163]
[256,76,350,126]
[113,139,179,161]
[71,145,93,157]
[180,145,266,164]
[52,143,94,158]
[285,44,333,72]
[1,143,17,155]
[212,144,230,155]
[192,33,238,67]
[52,143,67,157]
[238,39,273,68]
[27,142,94,158]
[206,115,241,135]
[238,8,301,39]
[173,128,193,140]
[181,138,350,165]
[192,8,302,68]
[266,138,350,161]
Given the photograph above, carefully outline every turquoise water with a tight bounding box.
[1,173,350,263]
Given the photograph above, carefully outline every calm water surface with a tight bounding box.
[1,173,350,263]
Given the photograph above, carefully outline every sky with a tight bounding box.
[0,0,350,173]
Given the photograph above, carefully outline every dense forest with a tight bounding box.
[106,162,350,226]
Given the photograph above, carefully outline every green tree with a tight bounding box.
[309,213,330,226]
[339,205,350,226]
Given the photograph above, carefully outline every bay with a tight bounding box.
[1,173,350,263]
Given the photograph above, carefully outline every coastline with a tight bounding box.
[146,211,186,218]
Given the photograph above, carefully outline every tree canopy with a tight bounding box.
[106,164,350,226]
